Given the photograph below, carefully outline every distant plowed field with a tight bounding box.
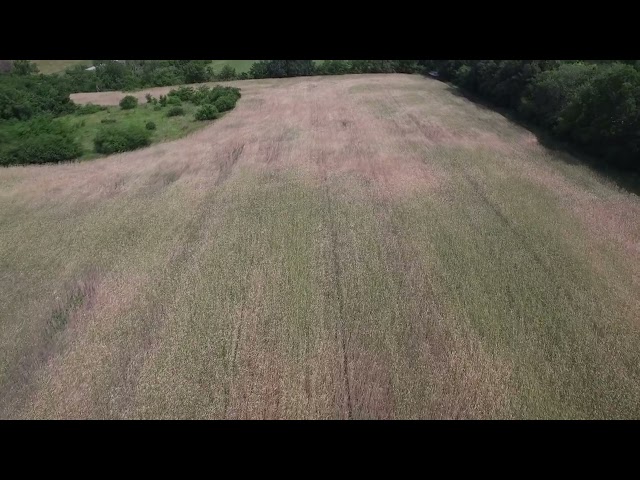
[2,74,639,419]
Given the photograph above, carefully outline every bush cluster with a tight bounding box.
[93,124,151,154]
[119,95,138,110]
[0,117,82,165]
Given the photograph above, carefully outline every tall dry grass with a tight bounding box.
[1,74,638,418]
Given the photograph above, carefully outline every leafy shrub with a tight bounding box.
[217,65,237,81]
[196,85,241,105]
[167,106,185,117]
[191,85,211,105]
[249,60,315,78]
[557,63,640,169]
[167,96,182,106]
[0,134,82,166]
[318,60,351,75]
[519,62,598,130]
[119,95,138,110]
[159,95,168,107]
[214,95,237,112]
[0,73,76,120]
[12,60,39,76]
[153,104,162,111]
[145,121,157,130]
[0,118,82,166]
[94,124,151,154]
[76,103,107,115]
[195,104,219,121]
[100,118,117,124]
[168,86,195,102]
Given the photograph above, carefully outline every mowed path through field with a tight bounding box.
[2,75,640,418]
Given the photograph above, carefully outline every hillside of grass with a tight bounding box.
[1,74,639,419]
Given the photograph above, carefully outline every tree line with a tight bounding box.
[1,60,639,173]
[421,60,640,173]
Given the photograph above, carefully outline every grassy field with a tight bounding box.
[60,102,213,160]
[30,60,256,75]
[32,60,91,74]
[1,74,639,419]
[209,60,257,74]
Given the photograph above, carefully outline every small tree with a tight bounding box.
[12,60,39,76]
[119,95,138,110]
[214,95,237,112]
[94,124,151,154]
[166,106,185,117]
[218,65,237,81]
[195,104,219,121]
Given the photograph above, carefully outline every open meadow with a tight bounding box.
[1,74,639,419]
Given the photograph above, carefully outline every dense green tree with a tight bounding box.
[217,64,237,81]
[558,63,640,168]
[12,60,39,76]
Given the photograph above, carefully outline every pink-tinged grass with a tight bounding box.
[1,74,639,418]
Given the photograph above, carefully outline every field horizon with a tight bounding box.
[2,74,639,419]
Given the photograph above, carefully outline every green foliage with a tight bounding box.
[119,95,138,110]
[0,117,82,166]
[428,59,640,173]
[520,62,598,129]
[93,123,151,154]
[166,106,185,117]
[145,121,157,130]
[558,63,640,169]
[191,85,240,106]
[11,60,39,76]
[159,95,168,107]
[56,60,216,94]
[249,60,316,78]
[177,60,211,84]
[317,60,351,75]
[168,86,195,102]
[249,61,269,79]
[76,103,107,115]
[0,73,76,120]
[167,96,182,106]
[62,64,98,92]
[217,64,237,81]
[0,134,81,166]
[214,94,237,112]
[248,60,423,79]
[194,104,219,121]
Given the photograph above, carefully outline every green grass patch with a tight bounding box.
[57,102,212,160]
[32,60,91,75]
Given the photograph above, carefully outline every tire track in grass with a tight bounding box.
[316,150,353,419]
[215,143,244,186]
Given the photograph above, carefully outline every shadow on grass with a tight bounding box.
[436,80,640,196]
